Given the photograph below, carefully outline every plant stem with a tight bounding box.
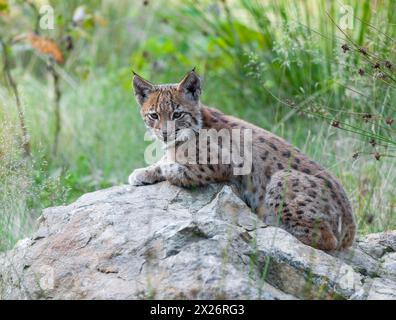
[0,39,31,157]
[48,60,61,157]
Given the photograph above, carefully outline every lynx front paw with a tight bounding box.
[128,168,156,186]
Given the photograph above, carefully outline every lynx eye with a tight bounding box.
[172,112,183,120]
[148,112,159,120]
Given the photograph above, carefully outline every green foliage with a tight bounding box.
[0,0,395,251]
[0,1,9,13]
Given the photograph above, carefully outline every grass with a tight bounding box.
[0,0,395,251]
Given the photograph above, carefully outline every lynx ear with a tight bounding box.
[177,69,201,102]
[132,73,155,106]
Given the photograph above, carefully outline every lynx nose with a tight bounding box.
[162,131,168,142]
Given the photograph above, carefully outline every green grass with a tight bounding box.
[0,0,395,251]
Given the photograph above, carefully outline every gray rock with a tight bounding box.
[379,252,396,280]
[357,231,396,259]
[253,227,362,299]
[351,277,396,300]
[330,246,381,278]
[0,182,395,300]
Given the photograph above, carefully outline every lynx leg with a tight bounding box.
[263,170,341,251]
[160,163,227,188]
[128,165,164,186]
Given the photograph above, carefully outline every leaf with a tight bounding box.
[0,0,9,13]
[18,33,64,64]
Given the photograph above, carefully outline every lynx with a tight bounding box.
[128,70,356,251]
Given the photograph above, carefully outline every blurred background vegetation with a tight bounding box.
[0,0,395,251]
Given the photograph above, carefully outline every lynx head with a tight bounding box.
[132,70,202,143]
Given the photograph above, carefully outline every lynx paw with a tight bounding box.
[128,168,155,186]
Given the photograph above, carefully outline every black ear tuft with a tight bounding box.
[132,73,155,106]
[177,70,201,101]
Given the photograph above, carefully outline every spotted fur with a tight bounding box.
[128,70,356,251]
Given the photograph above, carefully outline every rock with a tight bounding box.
[357,231,396,259]
[0,182,395,300]
[330,246,381,278]
[253,227,363,299]
[380,252,396,280]
[351,278,396,300]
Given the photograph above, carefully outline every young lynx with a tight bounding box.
[128,70,356,251]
